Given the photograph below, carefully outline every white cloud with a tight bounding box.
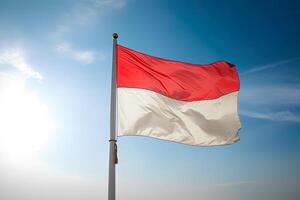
[56,42,103,64]
[76,0,127,23]
[56,42,71,53]
[240,110,300,123]
[53,0,127,37]
[240,84,300,106]
[239,58,300,123]
[0,48,43,81]
[52,0,126,64]
[94,0,127,8]
[74,51,97,64]
[241,57,300,75]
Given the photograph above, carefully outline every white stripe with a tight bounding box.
[117,88,241,146]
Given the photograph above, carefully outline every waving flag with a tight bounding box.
[116,45,241,146]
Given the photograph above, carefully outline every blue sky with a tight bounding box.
[0,0,299,200]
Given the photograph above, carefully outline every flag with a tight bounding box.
[116,45,241,146]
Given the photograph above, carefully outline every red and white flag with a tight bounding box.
[116,45,241,146]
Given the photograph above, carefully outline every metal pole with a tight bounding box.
[108,33,118,200]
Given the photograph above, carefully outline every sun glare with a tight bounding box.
[0,76,55,164]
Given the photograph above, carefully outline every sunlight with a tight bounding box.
[0,76,55,164]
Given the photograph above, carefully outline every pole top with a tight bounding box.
[112,33,118,39]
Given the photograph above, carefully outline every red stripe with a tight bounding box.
[117,45,240,102]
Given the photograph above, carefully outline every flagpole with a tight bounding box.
[108,33,118,200]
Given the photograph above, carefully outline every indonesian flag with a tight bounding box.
[116,45,241,146]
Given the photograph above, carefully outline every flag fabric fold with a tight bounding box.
[116,45,241,146]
